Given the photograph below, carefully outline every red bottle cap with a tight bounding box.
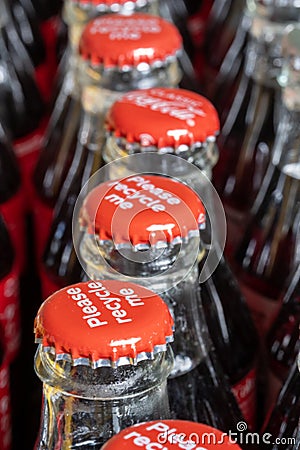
[79,14,182,68]
[34,280,174,368]
[106,88,220,148]
[80,175,205,248]
[102,420,242,449]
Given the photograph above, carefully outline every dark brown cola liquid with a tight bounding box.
[33,93,81,209]
[42,141,101,293]
[168,353,258,450]
[201,254,259,429]
[234,164,300,337]
[214,75,277,257]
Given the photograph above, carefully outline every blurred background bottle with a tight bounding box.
[213,0,300,258]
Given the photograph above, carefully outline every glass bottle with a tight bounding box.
[34,279,174,449]
[101,87,259,430]
[210,1,252,127]
[41,13,182,298]
[77,174,250,436]
[9,0,46,70]
[214,0,300,258]
[265,263,300,413]
[202,0,247,100]
[260,359,300,450]
[29,0,63,103]
[234,23,300,339]
[101,420,242,449]
[0,0,45,211]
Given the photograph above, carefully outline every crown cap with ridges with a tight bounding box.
[80,175,205,249]
[106,88,220,149]
[34,280,174,368]
[79,14,182,68]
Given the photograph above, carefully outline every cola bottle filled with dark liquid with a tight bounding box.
[0,0,45,212]
[214,0,300,258]
[234,23,300,339]
[210,1,252,127]
[41,13,182,298]
[29,0,63,102]
[202,0,247,101]
[9,0,46,69]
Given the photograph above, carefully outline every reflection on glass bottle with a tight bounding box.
[202,0,247,101]
[265,264,300,413]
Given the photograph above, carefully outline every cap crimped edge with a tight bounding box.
[80,47,182,71]
[35,335,174,369]
[80,228,204,252]
[107,130,217,154]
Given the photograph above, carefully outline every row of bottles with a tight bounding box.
[29,0,299,448]
[0,0,298,449]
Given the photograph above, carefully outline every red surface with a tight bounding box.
[106,88,220,147]
[102,420,242,449]
[34,280,174,363]
[80,175,205,247]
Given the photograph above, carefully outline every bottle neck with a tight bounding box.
[35,347,173,449]
[103,135,218,181]
[0,0,9,28]
[245,9,296,87]
[79,235,211,375]
[70,59,182,154]
[80,59,182,109]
